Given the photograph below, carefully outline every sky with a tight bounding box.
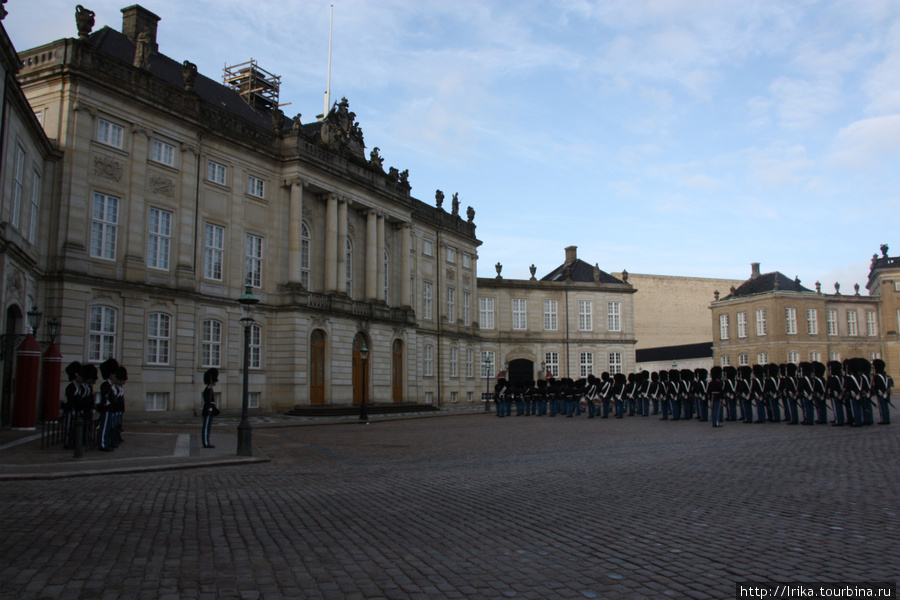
[7,0,900,293]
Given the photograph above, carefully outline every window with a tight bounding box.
[897,309,900,332]
[466,348,474,378]
[578,300,592,331]
[807,308,818,335]
[424,344,434,376]
[250,324,261,369]
[757,352,768,365]
[423,281,433,320]
[866,311,877,336]
[738,354,749,366]
[146,392,168,411]
[513,299,527,330]
[423,239,434,257]
[247,175,265,198]
[721,355,731,367]
[785,308,797,335]
[481,351,495,378]
[462,254,471,269]
[829,351,840,362]
[545,352,559,378]
[203,224,224,280]
[201,319,222,367]
[450,391,458,403]
[608,352,622,375]
[545,299,559,331]
[447,288,455,323]
[97,118,124,148]
[755,308,767,336]
[246,234,263,288]
[301,222,311,289]
[450,347,458,377]
[12,145,24,229]
[788,351,799,364]
[719,314,730,340]
[249,392,260,409]
[446,247,456,263]
[826,310,838,336]
[151,139,175,166]
[28,170,40,244]
[383,249,390,303]
[479,297,494,329]
[810,351,820,363]
[463,292,471,326]
[847,311,858,336]
[467,391,473,403]
[89,306,117,362]
[147,208,172,270]
[91,192,119,260]
[146,312,170,365]
[345,238,353,297]
[207,160,226,184]
[608,302,621,332]
[424,392,433,404]
[580,352,593,377]
[737,312,747,338]
[895,281,900,292]
[870,351,881,361]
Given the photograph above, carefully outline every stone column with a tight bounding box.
[336,198,348,296]
[365,210,377,301]
[287,179,304,285]
[376,214,386,303]
[324,193,337,293]
[401,223,411,308]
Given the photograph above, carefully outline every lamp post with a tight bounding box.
[483,354,493,412]
[237,284,258,456]
[358,341,368,422]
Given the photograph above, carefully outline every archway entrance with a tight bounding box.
[507,358,534,387]
[391,339,403,403]
[352,333,369,405]
[1,306,22,427]
[309,329,325,405]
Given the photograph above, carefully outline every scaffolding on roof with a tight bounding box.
[223,59,281,111]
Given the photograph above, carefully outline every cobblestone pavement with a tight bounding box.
[1,412,897,599]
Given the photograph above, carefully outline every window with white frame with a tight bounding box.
[424,344,434,376]
[28,170,40,244]
[847,311,858,336]
[447,288,455,323]
[247,175,265,198]
[755,308,767,336]
[246,233,263,288]
[345,238,353,297]
[462,254,470,269]
[89,306,117,362]
[201,319,222,367]
[450,346,458,377]
[463,292,470,326]
[579,300,592,331]
[446,247,456,263]
[513,299,527,330]
[301,222,311,290]
[207,159,226,184]
[758,352,768,364]
[424,392,433,404]
[97,118,124,148]
[826,310,838,335]
[423,239,434,256]
[895,281,900,292]
[829,351,840,362]
[608,302,621,332]
[608,352,622,374]
[866,311,877,336]
[719,314,729,340]
[870,351,881,361]
[383,249,390,303]
[544,299,558,331]
[450,391,458,403]
[146,392,168,411]
[480,351,495,378]
[250,323,261,369]
[12,145,24,229]
[788,351,799,364]
[721,355,731,367]
[580,352,593,377]
[249,392,260,409]
[423,281,433,320]
[739,354,749,366]
[203,224,224,280]
[147,207,172,270]
[807,308,818,335]
[150,139,175,166]
[479,297,494,329]
[91,192,119,260]
[466,348,474,377]
[545,352,559,378]
[146,312,170,365]
[737,311,747,338]
[810,351,820,362]
[785,308,797,335]
[897,309,900,332]
[466,391,473,403]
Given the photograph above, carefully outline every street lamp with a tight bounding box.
[483,354,493,412]
[46,318,61,345]
[27,306,43,335]
[358,341,368,422]
[237,284,258,456]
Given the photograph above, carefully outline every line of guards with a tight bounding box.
[60,358,128,452]
[492,358,893,428]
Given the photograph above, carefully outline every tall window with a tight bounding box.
[810,351,820,362]
[89,306,117,362]
[545,352,559,378]
[423,239,434,256]
[447,288,455,323]
[866,311,877,336]
[383,249,390,303]
[607,302,621,332]
[28,170,41,244]
[147,208,172,270]
[97,118,124,148]
[721,355,731,367]
[466,348,473,377]
[207,159,226,184]
[462,254,471,269]
[423,281,433,320]
[246,233,263,288]
[785,308,797,335]
[847,311,858,336]
[719,314,730,340]
[513,299,527,330]
[788,350,799,364]
[146,312,170,365]
[807,308,818,335]
[345,238,353,297]
[463,292,471,326]
[757,352,768,365]
[250,324,261,369]
[829,351,840,362]
[608,352,622,374]
[424,344,434,376]
[450,346,458,377]
[151,139,175,166]
[578,300,592,331]
[739,354,749,366]
[826,310,838,336]
[12,145,24,229]
[755,308,767,336]
[201,319,222,367]
[300,222,311,289]
[203,224,224,280]
[91,192,119,260]
[247,175,265,198]
[479,297,494,329]
[737,312,747,338]
[580,352,593,377]
[544,299,558,331]
[480,351,495,378]
[446,247,456,263]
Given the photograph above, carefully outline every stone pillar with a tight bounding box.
[324,193,338,293]
[287,179,304,285]
[337,198,348,296]
[365,210,377,301]
[376,214,386,303]
[401,223,411,308]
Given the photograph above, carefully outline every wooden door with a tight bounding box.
[310,330,325,405]
[392,339,403,403]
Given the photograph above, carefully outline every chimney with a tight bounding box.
[564,246,577,266]
[750,262,760,280]
[121,5,161,53]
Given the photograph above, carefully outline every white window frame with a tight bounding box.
[738,354,749,366]
[578,300,591,332]
[423,281,433,320]
[97,118,124,148]
[207,159,227,185]
[847,310,858,336]
[150,139,175,166]
[785,308,797,335]
[423,239,434,257]
[607,301,621,332]
[755,308,767,336]
[383,249,390,303]
[249,392,260,409]
[758,352,768,365]
[545,299,559,331]
[146,312,171,365]
[788,351,799,364]
[424,344,434,377]
[203,223,224,281]
[721,355,731,367]
[201,319,222,368]
[512,298,527,330]
[580,352,593,378]
[608,352,622,375]
[479,297,494,330]
[446,247,456,263]
[12,145,24,229]
[480,351,495,379]
[826,310,838,336]
[545,352,559,378]
[28,170,40,244]
[829,351,841,362]
[462,254,471,269]
[466,348,474,378]
[91,192,119,260]
[146,392,168,411]
[247,175,265,198]
[250,323,261,369]
[810,351,820,363]
[807,308,818,335]
[147,207,172,270]
[301,222,311,290]
[246,233,263,288]
[463,292,471,326]
[89,306,117,362]
[737,311,747,338]
[450,346,458,377]
[866,311,877,337]
[345,238,353,297]
[719,314,729,340]
[447,288,455,323]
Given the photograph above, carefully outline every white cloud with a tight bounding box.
[827,114,900,169]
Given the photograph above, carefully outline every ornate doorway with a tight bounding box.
[310,329,325,405]
[1,306,22,427]
[508,358,534,387]
[391,339,403,403]
[352,333,369,405]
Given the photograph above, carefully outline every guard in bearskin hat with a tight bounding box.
[872,359,893,425]
[826,361,845,426]
[812,361,828,424]
[783,363,799,425]
[201,367,219,447]
[709,366,724,427]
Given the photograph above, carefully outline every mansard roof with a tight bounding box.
[541,259,624,285]
[723,271,813,299]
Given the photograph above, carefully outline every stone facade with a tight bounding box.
[866,246,900,383]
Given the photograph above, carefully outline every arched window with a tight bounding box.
[301,221,310,290]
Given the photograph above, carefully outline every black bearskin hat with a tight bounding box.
[100,358,119,380]
[695,368,708,381]
[115,366,128,382]
[710,366,722,380]
[204,367,219,385]
[828,361,842,376]
[752,364,764,379]
[80,363,98,383]
[786,363,797,377]
[724,366,737,380]
[651,371,660,382]
[65,361,82,381]
[658,370,668,382]
[873,359,886,374]
[813,361,826,377]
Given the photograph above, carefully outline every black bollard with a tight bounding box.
[73,413,84,459]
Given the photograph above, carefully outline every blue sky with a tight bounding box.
[8,0,899,292]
